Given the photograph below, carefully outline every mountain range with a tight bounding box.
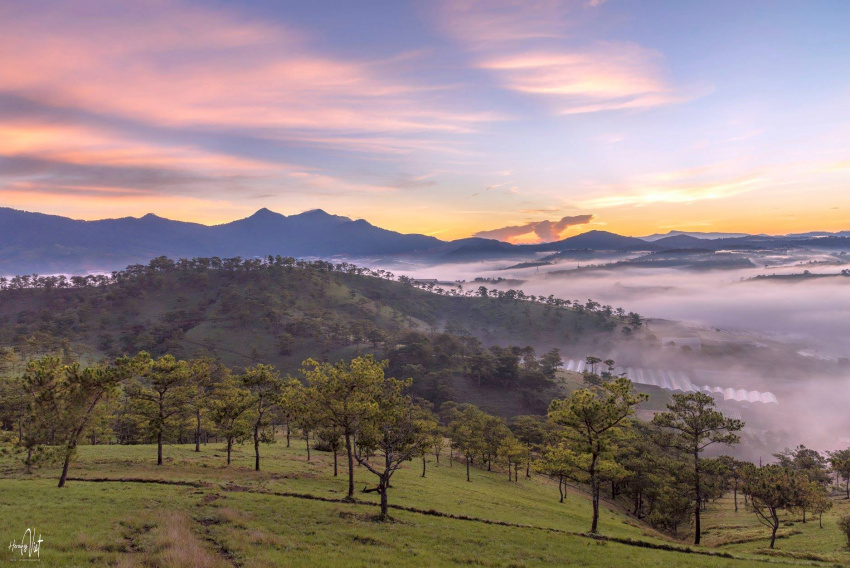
[639,230,752,241]
[1,207,849,275]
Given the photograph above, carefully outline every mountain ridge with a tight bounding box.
[2,207,849,275]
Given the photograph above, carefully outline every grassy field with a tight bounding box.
[3,440,849,567]
[701,494,850,565]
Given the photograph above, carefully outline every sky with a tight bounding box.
[1,0,849,242]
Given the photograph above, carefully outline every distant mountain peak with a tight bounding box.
[295,208,352,224]
[249,207,281,218]
[299,208,348,219]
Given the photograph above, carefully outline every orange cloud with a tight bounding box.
[473,214,594,242]
[579,175,763,209]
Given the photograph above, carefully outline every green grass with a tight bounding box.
[701,494,850,565]
[3,440,846,567]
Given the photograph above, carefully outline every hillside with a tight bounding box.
[3,259,850,568]
[5,440,841,567]
[0,257,640,415]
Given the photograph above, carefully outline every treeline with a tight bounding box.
[4,351,849,547]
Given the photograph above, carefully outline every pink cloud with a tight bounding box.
[0,1,497,136]
[437,0,572,46]
[435,0,691,114]
[0,123,281,173]
[0,0,506,213]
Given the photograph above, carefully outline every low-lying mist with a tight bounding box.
[392,258,850,356]
[377,255,850,454]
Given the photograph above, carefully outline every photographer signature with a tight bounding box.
[8,528,43,561]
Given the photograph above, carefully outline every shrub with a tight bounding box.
[838,514,850,548]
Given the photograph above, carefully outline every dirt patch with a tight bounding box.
[200,493,224,505]
[351,534,385,546]
[155,511,232,568]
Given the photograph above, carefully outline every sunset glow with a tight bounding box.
[2,0,849,240]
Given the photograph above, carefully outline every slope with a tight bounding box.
[0,441,790,568]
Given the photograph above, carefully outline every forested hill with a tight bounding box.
[0,256,644,414]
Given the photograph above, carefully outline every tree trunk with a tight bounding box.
[466,455,470,482]
[558,477,564,503]
[157,396,164,466]
[58,447,72,488]
[591,483,600,532]
[25,448,33,474]
[733,484,738,512]
[421,456,426,478]
[590,454,600,533]
[227,437,232,465]
[769,513,779,549]
[693,450,701,545]
[306,431,311,461]
[379,481,389,521]
[195,408,201,452]
[345,431,355,499]
[254,422,261,471]
[286,421,290,448]
[333,450,338,477]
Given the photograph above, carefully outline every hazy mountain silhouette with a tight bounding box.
[1,207,848,275]
[0,207,440,274]
[651,234,714,249]
[639,230,750,241]
[532,230,655,252]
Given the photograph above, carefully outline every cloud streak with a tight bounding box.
[1,1,495,136]
[436,0,691,114]
[474,214,594,242]
[581,177,763,208]
[0,0,508,220]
